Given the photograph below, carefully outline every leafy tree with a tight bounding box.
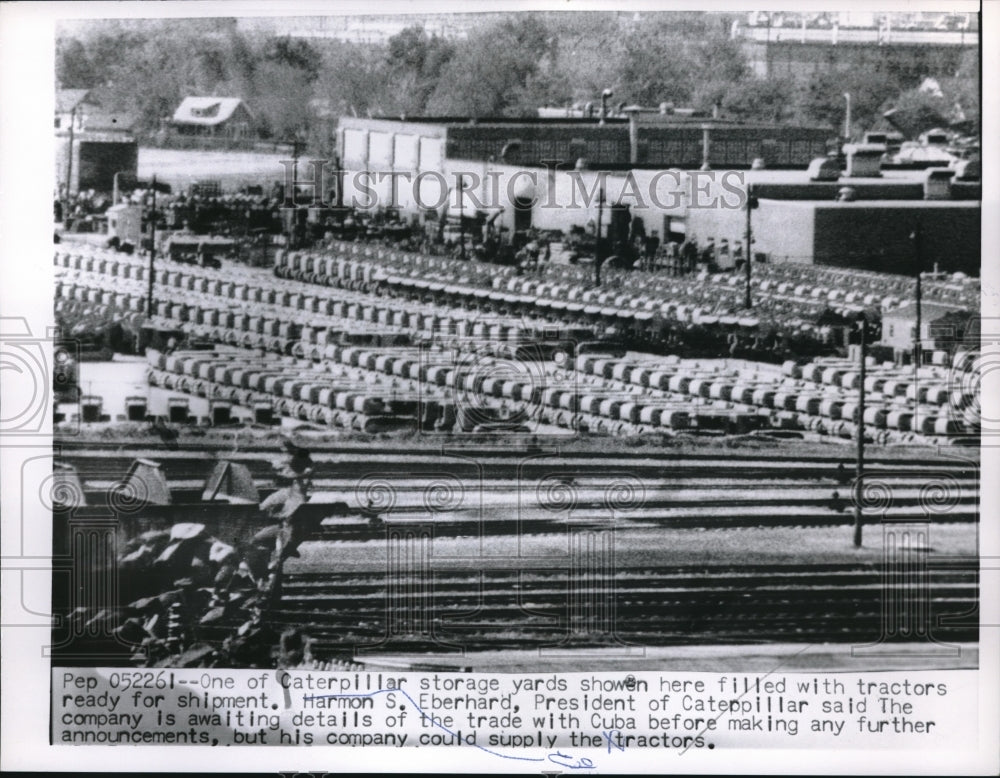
[693,77,797,123]
[263,36,320,82]
[879,88,950,137]
[312,40,386,119]
[56,38,96,89]
[611,15,748,107]
[251,61,314,139]
[54,13,979,152]
[794,69,902,136]
[942,48,980,132]
[424,15,555,115]
[382,26,455,116]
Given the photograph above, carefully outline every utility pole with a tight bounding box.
[594,185,605,287]
[912,224,923,432]
[843,92,852,143]
[458,173,466,260]
[853,317,867,548]
[744,184,756,309]
[147,175,157,317]
[291,138,300,249]
[65,104,77,205]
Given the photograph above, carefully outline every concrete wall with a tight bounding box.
[812,203,979,275]
[747,200,817,263]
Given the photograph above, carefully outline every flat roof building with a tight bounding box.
[338,114,834,172]
[334,115,979,276]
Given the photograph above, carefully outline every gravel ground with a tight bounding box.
[285,523,978,573]
[356,642,980,673]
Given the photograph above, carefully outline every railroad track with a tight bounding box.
[57,442,979,529]
[271,563,978,655]
[57,442,980,475]
[58,452,978,532]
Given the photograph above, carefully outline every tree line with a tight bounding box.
[57,13,979,155]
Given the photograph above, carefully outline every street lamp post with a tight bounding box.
[843,92,852,142]
[912,224,923,431]
[458,173,466,260]
[594,185,606,287]
[853,316,867,548]
[744,184,757,309]
[147,175,157,318]
[290,137,301,249]
[62,104,79,225]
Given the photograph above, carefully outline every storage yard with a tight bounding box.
[45,9,982,671]
[52,229,980,671]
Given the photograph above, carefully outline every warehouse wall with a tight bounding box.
[55,135,138,194]
[812,203,980,275]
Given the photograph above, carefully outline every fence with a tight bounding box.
[140,132,296,155]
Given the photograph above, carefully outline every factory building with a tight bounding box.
[683,159,980,275]
[338,112,832,172]
[334,115,979,275]
[55,89,138,194]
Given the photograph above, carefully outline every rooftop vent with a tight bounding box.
[924,168,955,200]
[843,143,886,178]
[807,157,840,181]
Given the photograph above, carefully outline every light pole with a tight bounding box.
[290,136,301,249]
[744,184,757,309]
[457,173,466,260]
[594,185,606,287]
[912,224,923,432]
[147,175,157,318]
[599,89,613,125]
[843,92,852,142]
[853,315,867,548]
[62,103,78,223]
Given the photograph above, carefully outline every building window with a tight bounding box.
[191,103,221,119]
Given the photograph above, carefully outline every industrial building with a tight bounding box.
[55,89,138,194]
[338,112,832,173]
[682,161,981,275]
[335,114,980,275]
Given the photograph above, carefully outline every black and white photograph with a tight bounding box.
[1,0,997,773]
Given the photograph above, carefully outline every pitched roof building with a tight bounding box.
[172,97,256,138]
[881,300,974,354]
